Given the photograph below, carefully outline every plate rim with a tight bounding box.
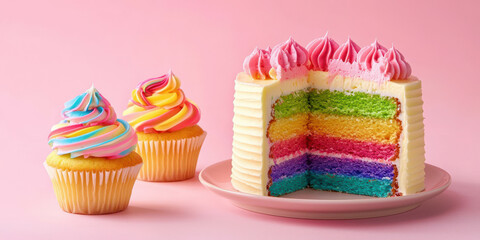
[199,159,451,205]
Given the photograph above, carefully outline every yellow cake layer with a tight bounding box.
[267,114,309,142]
[309,113,401,144]
[46,151,143,171]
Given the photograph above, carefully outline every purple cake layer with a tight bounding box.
[309,155,394,180]
[270,154,308,182]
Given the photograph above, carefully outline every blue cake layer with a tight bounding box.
[309,173,392,197]
[269,172,309,197]
[309,155,394,180]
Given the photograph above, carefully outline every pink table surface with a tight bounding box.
[1,0,479,239]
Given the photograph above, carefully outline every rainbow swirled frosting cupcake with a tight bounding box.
[45,86,142,214]
[123,71,206,181]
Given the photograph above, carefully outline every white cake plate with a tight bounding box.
[199,160,451,219]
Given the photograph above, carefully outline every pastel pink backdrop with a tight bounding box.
[1,0,478,239]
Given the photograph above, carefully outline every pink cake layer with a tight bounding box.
[309,135,398,161]
[269,135,308,159]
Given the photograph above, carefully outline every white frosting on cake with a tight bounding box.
[232,73,309,195]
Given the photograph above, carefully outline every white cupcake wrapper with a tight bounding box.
[136,132,207,181]
[44,162,142,214]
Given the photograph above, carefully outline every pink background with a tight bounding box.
[1,0,479,239]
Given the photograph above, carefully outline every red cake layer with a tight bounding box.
[309,135,398,161]
[269,136,308,159]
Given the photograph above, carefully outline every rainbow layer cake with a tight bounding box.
[232,35,425,197]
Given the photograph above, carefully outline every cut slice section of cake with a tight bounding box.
[308,72,424,197]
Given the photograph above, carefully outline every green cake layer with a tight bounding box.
[310,89,398,119]
[309,173,392,197]
[273,89,399,120]
[273,90,310,119]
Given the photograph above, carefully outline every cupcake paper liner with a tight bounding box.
[136,132,207,182]
[44,162,142,214]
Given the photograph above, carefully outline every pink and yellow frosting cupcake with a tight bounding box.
[123,71,206,182]
[45,86,142,214]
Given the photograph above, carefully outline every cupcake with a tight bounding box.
[123,71,206,181]
[45,86,142,214]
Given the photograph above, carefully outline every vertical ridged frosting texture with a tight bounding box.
[306,33,339,71]
[123,71,201,133]
[396,80,425,194]
[232,73,311,195]
[232,77,265,195]
[48,86,138,159]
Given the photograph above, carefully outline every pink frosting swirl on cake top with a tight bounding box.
[333,37,361,64]
[357,40,388,70]
[243,47,272,80]
[270,37,308,71]
[380,46,412,80]
[241,34,414,82]
[306,33,339,71]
